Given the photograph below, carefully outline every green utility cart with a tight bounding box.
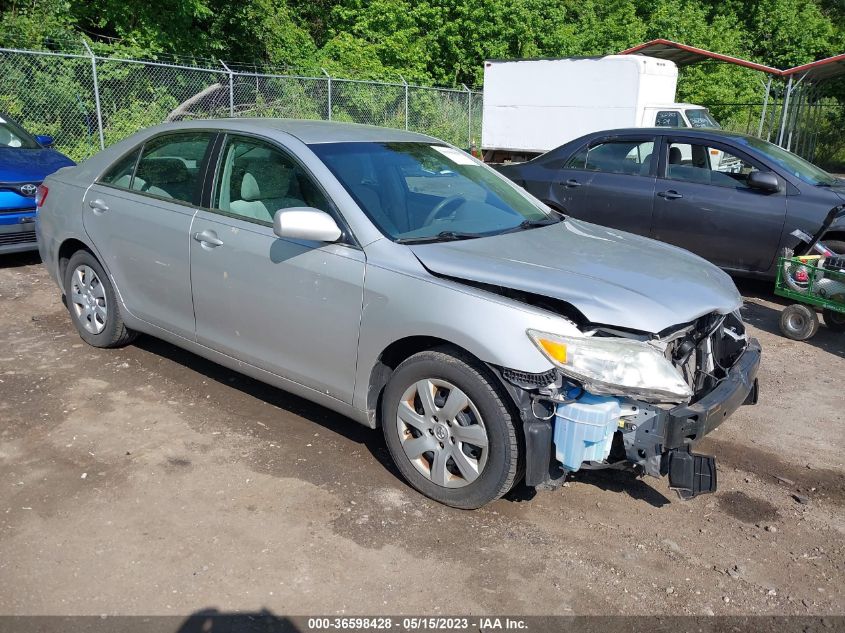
[775,204,845,341]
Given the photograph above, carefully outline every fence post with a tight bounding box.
[399,75,409,131]
[757,76,772,138]
[787,83,806,152]
[322,68,332,120]
[462,84,471,149]
[81,40,105,150]
[777,75,794,147]
[220,60,235,117]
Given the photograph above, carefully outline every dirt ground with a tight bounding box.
[0,251,843,617]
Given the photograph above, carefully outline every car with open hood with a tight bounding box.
[36,119,760,508]
[0,112,75,254]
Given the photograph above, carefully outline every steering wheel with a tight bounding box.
[423,195,467,227]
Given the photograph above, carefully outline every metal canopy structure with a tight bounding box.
[619,39,845,161]
[620,39,781,74]
[784,53,845,82]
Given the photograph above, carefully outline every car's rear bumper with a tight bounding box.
[0,211,38,254]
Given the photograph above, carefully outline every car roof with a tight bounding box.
[587,127,753,141]
[148,118,440,145]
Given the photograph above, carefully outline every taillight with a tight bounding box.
[35,185,48,208]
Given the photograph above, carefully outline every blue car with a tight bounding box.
[1,113,75,254]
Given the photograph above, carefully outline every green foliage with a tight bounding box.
[2,0,843,88]
[0,0,843,162]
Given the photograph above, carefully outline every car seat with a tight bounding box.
[668,146,683,165]
[229,160,305,222]
[135,158,192,200]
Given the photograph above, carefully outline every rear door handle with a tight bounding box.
[88,198,109,214]
[657,190,683,200]
[193,230,224,247]
[563,179,581,188]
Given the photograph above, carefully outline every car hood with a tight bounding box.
[409,219,742,334]
[0,147,75,182]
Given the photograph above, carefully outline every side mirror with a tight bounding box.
[273,207,342,242]
[748,171,779,193]
[35,134,55,147]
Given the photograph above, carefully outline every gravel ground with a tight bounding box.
[0,252,843,617]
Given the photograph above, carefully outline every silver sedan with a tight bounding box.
[37,119,759,508]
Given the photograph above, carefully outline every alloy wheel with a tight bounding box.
[69,264,108,334]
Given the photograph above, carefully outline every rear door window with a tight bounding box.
[100,148,142,189]
[562,145,590,170]
[132,132,213,204]
[584,139,656,176]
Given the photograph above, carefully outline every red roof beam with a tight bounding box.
[783,52,845,76]
[620,39,782,75]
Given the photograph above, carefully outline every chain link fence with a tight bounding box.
[0,45,483,163]
[707,101,845,168]
[15,43,841,170]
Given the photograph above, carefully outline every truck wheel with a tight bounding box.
[64,250,137,348]
[779,304,819,341]
[381,348,520,509]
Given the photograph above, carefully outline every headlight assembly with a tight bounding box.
[527,329,692,402]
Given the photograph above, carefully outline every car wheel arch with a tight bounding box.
[367,336,492,427]
[58,238,96,292]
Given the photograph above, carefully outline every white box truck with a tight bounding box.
[481,55,719,162]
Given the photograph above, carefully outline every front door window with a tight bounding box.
[212,136,331,224]
[666,142,759,188]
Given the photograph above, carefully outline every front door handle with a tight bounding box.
[193,230,224,247]
[657,190,683,200]
[563,179,581,188]
[88,198,109,214]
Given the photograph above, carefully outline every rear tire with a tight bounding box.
[64,250,137,348]
[381,347,520,509]
[779,304,819,341]
[822,304,845,333]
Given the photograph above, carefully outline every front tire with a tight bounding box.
[381,348,520,509]
[64,250,136,348]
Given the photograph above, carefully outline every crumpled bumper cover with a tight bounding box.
[516,338,761,489]
[663,337,761,450]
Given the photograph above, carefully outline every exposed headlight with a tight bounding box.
[527,329,692,402]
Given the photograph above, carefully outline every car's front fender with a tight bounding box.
[353,241,578,420]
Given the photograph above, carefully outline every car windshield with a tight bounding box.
[0,115,40,149]
[737,135,839,186]
[310,142,558,242]
[685,109,720,129]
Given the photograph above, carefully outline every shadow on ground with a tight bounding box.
[0,251,41,268]
[136,335,669,505]
[176,609,300,633]
[133,336,401,483]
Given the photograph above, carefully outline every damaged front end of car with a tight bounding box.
[491,311,761,499]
